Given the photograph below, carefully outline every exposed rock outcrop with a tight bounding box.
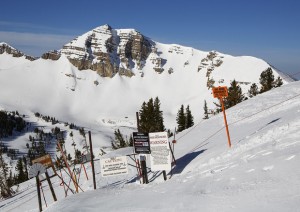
[60,25,153,78]
[0,42,36,61]
[41,50,61,60]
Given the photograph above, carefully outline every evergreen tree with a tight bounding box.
[176,105,186,133]
[167,129,174,138]
[248,83,259,98]
[185,105,194,129]
[22,156,28,180]
[224,79,245,109]
[146,98,155,132]
[139,97,165,133]
[139,101,148,132]
[56,138,66,168]
[259,67,275,93]
[114,129,126,148]
[111,141,118,150]
[7,170,14,188]
[153,97,165,132]
[0,150,13,198]
[74,149,82,164]
[274,76,283,87]
[203,100,209,119]
[128,136,133,147]
[15,158,27,184]
[67,153,72,164]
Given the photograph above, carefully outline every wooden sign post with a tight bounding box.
[28,163,47,212]
[88,131,96,190]
[32,154,57,202]
[212,86,232,148]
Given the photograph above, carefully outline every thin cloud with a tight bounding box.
[0,31,74,56]
[0,21,79,34]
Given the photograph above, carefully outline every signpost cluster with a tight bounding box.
[99,130,175,184]
[132,131,173,183]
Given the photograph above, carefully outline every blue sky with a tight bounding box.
[1,0,299,78]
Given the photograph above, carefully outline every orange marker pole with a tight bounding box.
[57,142,79,192]
[82,163,89,180]
[220,97,231,148]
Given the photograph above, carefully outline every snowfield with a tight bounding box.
[0,81,299,212]
[0,28,298,211]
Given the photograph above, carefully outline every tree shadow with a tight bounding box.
[169,149,206,175]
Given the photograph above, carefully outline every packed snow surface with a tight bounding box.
[0,27,297,211]
[1,81,299,212]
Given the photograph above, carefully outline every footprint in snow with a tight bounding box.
[263,165,274,171]
[285,155,295,161]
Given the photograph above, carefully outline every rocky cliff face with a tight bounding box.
[59,24,152,77]
[0,42,36,61]
[41,50,61,60]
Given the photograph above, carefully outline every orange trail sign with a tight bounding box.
[212,86,228,98]
[212,86,231,148]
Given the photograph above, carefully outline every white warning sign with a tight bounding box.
[149,132,171,171]
[100,156,128,177]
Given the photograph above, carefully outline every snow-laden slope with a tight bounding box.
[46,81,300,212]
[0,40,295,160]
[1,81,300,212]
[0,49,292,128]
[0,25,294,135]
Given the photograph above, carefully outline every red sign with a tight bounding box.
[212,86,228,98]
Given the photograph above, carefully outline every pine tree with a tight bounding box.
[67,153,72,164]
[56,139,66,168]
[274,76,283,87]
[248,83,259,98]
[139,97,165,133]
[167,129,174,138]
[139,101,148,132]
[203,100,209,119]
[22,156,28,180]
[259,67,275,93]
[153,97,165,132]
[15,158,27,184]
[176,105,186,133]
[128,136,133,147]
[224,79,245,109]
[146,98,155,132]
[0,150,14,198]
[114,129,126,148]
[185,105,194,129]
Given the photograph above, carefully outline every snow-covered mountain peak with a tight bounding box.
[0,42,36,61]
[0,24,295,131]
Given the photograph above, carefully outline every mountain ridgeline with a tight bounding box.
[0,24,294,128]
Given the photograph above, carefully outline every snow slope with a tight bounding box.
[0,25,298,211]
[1,81,300,212]
[0,26,294,135]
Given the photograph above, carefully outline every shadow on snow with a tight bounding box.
[170,149,206,175]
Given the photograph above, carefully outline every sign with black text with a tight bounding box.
[100,156,128,177]
[133,132,151,154]
[149,132,171,171]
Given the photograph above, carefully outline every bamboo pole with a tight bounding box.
[57,142,79,192]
